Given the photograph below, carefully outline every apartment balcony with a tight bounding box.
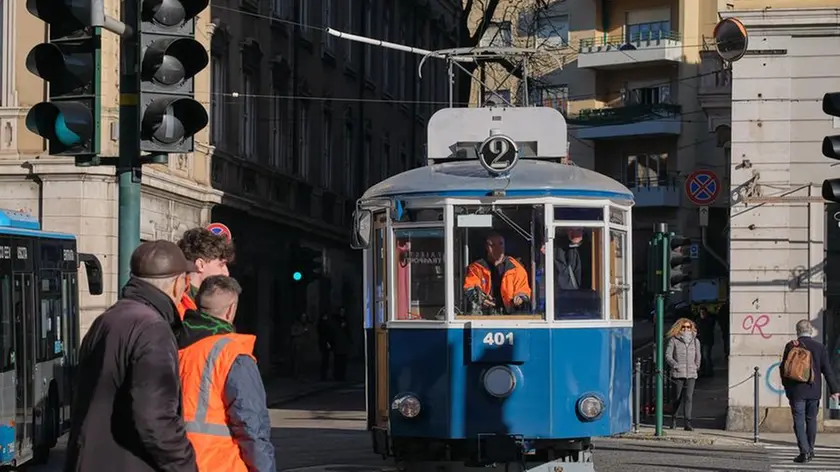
[578,31,683,70]
[571,103,682,140]
[698,50,732,110]
[625,176,681,208]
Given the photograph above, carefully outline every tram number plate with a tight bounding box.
[482,332,514,346]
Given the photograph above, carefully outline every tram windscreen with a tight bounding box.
[453,205,545,320]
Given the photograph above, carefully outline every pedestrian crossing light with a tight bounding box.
[666,234,692,292]
[822,92,840,203]
[25,0,100,157]
[139,0,210,153]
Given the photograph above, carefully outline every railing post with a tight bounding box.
[634,358,641,433]
[753,366,760,444]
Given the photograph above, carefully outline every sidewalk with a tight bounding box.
[263,362,365,407]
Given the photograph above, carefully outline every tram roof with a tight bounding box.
[361,160,634,203]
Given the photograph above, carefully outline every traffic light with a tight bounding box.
[666,234,692,291]
[289,243,323,285]
[139,0,210,153]
[25,0,100,157]
[822,92,840,202]
[647,233,666,294]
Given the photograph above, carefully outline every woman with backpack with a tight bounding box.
[665,317,702,431]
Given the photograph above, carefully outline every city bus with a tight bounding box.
[0,209,103,466]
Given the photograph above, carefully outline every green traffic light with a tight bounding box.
[293,271,302,281]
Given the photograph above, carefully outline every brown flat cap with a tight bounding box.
[130,240,197,278]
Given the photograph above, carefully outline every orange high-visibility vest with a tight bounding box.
[177,291,197,320]
[179,333,257,472]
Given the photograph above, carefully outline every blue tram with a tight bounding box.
[352,107,635,472]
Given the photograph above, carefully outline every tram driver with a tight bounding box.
[463,232,531,315]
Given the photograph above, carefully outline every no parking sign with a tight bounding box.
[206,222,232,241]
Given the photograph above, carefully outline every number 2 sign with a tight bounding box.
[483,332,514,346]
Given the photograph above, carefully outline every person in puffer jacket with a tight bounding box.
[665,317,702,431]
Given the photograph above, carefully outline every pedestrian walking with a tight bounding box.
[780,319,840,464]
[176,227,235,319]
[64,241,198,472]
[178,275,275,471]
[696,307,716,377]
[317,311,334,380]
[331,307,352,381]
[665,317,701,431]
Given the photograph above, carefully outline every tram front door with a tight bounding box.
[13,271,36,456]
[372,213,389,429]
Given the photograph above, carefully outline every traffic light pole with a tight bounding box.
[654,222,668,437]
[117,0,141,293]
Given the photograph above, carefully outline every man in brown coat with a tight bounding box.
[64,241,198,472]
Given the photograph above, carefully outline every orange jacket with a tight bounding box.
[463,257,531,309]
[177,291,197,320]
[179,333,256,472]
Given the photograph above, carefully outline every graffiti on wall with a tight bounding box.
[742,314,772,339]
[765,361,784,395]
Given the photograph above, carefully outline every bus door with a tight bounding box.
[59,272,78,428]
[12,239,35,456]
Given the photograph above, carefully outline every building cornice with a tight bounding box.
[721,8,840,33]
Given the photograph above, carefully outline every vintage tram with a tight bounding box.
[351,106,635,472]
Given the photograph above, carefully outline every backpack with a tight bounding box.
[782,340,813,383]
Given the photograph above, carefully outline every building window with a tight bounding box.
[535,10,569,47]
[364,1,373,78]
[344,111,354,196]
[399,143,408,172]
[299,103,310,179]
[270,86,284,169]
[398,26,407,99]
[240,72,257,159]
[322,0,334,51]
[625,84,671,106]
[531,84,568,113]
[383,7,392,93]
[210,56,226,146]
[479,21,512,47]
[626,153,669,188]
[271,0,290,18]
[627,21,671,42]
[482,89,511,107]
[363,131,372,187]
[382,137,391,180]
[345,0,355,65]
[322,110,333,188]
[298,0,309,32]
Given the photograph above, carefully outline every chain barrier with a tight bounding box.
[632,356,762,443]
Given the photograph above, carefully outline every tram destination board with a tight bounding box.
[477,134,520,176]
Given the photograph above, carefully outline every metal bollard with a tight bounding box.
[634,358,641,433]
[753,366,760,444]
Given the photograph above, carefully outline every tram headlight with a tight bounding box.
[577,395,604,421]
[483,365,517,398]
[391,393,422,418]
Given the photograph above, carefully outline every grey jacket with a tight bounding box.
[225,356,276,472]
[666,335,701,379]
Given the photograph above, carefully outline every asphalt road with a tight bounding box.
[23,382,781,472]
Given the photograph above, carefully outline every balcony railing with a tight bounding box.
[623,174,680,190]
[621,174,682,207]
[579,31,682,50]
[569,103,681,126]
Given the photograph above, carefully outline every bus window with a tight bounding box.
[0,275,11,371]
[553,227,604,320]
[37,271,63,362]
[393,228,445,321]
[454,205,544,320]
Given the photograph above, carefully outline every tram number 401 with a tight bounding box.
[482,332,514,346]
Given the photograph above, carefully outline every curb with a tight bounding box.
[608,431,759,447]
[267,380,358,408]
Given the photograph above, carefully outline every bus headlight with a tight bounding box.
[577,395,604,421]
[391,393,421,418]
[483,365,517,398]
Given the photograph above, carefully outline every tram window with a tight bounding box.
[552,227,604,320]
[610,208,627,226]
[554,207,602,221]
[393,208,443,223]
[393,228,445,321]
[37,271,63,362]
[453,205,545,320]
[0,275,11,371]
[610,230,630,320]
